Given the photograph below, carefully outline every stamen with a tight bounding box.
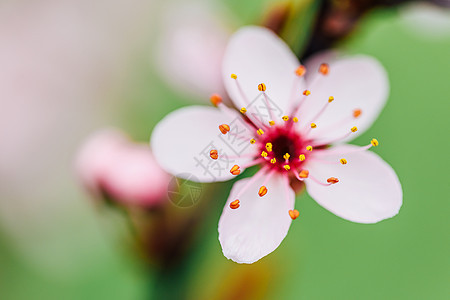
[230,73,237,80]
[289,209,300,220]
[293,117,298,123]
[284,165,291,171]
[282,115,289,122]
[304,95,335,132]
[261,151,268,158]
[258,186,268,197]
[327,177,339,184]
[353,109,362,118]
[303,90,311,96]
[230,165,241,175]
[295,65,306,77]
[209,149,218,160]
[312,127,359,146]
[371,138,379,147]
[310,123,317,129]
[250,138,256,144]
[270,158,277,164]
[340,158,347,165]
[269,120,275,126]
[306,145,313,151]
[299,154,306,161]
[257,128,264,135]
[230,199,240,209]
[258,83,266,92]
[219,124,230,134]
[210,94,222,106]
[283,153,290,160]
[319,63,329,75]
[299,169,309,178]
[265,143,273,152]
[240,107,247,114]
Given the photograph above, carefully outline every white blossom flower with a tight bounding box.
[151,26,402,263]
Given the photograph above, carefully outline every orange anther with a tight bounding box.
[210,94,222,106]
[209,149,218,160]
[319,63,329,75]
[295,65,306,76]
[219,124,230,134]
[230,165,241,176]
[303,90,311,96]
[258,186,268,197]
[289,209,300,220]
[299,170,309,178]
[230,199,240,209]
[327,177,339,184]
[353,109,362,118]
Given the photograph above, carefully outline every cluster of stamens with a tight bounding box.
[209,63,379,219]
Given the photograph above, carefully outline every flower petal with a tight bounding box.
[305,145,402,223]
[298,55,389,144]
[218,173,295,263]
[222,26,304,121]
[151,106,256,182]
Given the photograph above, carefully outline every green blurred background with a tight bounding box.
[0,0,449,299]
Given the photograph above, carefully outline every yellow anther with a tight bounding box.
[269,120,275,126]
[371,138,379,147]
[230,199,240,209]
[306,145,313,151]
[250,138,256,144]
[258,83,266,92]
[340,158,347,165]
[258,186,268,197]
[283,153,290,160]
[240,107,247,114]
[265,143,273,152]
[209,149,218,160]
[299,154,306,161]
[231,73,237,79]
[270,158,277,164]
[295,65,306,77]
[261,151,268,158]
[257,128,264,135]
[327,177,339,184]
[219,124,230,134]
[351,126,358,132]
[210,94,222,106]
[299,170,309,178]
[353,109,362,118]
[303,90,311,96]
[328,96,334,103]
[319,63,329,75]
[289,209,300,220]
[282,115,289,121]
[284,165,291,171]
[230,165,241,175]
[311,123,317,129]
[293,117,298,123]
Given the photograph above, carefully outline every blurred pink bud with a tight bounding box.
[75,129,170,206]
[155,3,230,100]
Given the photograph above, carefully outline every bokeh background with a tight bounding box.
[0,0,449,299]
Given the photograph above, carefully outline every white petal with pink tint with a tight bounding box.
[218,173,294,264]
[151,106,256,183]
[299,55,389,144]
[222,26,304,120]
[305,145,402,223]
